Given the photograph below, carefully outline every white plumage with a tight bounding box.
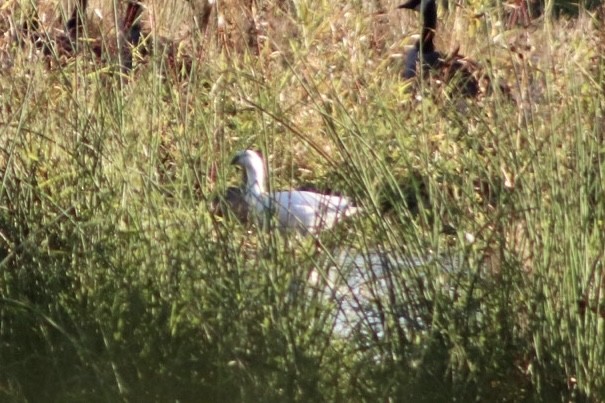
[231,150,360,234]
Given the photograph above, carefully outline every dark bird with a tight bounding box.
[211,186,250,224]
[20,0,99,59]
[398,0,441,79]
[123,1,144,46]
[65,0,88,41]
[118,1,194,78]
[398,0,483,97]
[120,1,145,71]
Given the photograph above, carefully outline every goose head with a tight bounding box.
[398,0,437,18]
[397,0,422,10]
[398,0,438,38]
[231,150,267,195]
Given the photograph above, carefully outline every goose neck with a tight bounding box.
[245,168,266,198]
[419,0,437,51]
[246,181,265,199]
[422,1,437,31]
[417,29,436,53]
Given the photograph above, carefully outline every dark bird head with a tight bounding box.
[398,0,438,32]
[397,0,422,11]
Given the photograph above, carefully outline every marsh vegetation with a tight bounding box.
[1,0,604,400]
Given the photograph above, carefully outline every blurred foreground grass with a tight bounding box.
[1,0,604,401]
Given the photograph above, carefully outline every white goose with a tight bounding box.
[231,150,360,234]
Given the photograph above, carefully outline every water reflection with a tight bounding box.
[308,248,461,339]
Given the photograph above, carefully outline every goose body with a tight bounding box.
[231,150,359,234]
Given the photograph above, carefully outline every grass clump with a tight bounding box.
[1,0,605,401]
